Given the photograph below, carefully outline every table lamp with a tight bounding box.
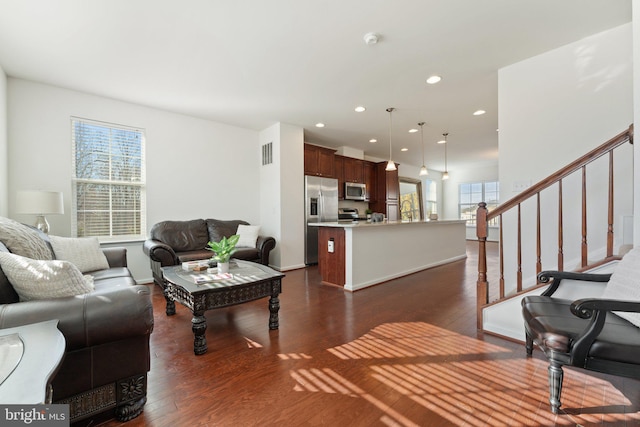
[15,190,64,234]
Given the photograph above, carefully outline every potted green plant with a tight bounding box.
[206,234,240,274]
[365,209,373,222]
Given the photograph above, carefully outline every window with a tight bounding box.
[71,118,146,241]
[399,178,423,221]
[425,179,437,218]
[459,181,499,226]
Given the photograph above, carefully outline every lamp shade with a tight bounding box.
[16,191,64,215]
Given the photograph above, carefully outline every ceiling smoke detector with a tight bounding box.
[363,32,379,45]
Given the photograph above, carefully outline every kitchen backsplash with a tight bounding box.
[338,200,370,216]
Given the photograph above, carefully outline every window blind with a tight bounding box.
[71,118,146,240]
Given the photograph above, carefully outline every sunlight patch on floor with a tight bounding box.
[285,321,640,426]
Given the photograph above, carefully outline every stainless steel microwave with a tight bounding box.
[345,182,366,200]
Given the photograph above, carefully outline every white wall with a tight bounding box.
[440,164,499,240]
[0,66,6,217]
[279,123,305,270]
[7,78,260,283]
[259,122,305,271]
[634,0,640,246]
[498,23,633,294]
[259,123,281,267]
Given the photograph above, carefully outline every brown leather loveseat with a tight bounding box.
[143,219,276,288]
[0,220,153,424]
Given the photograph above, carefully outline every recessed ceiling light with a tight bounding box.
[408,129,418,133]
[401,148,408,152]
[363,32,379,45]
[437,139,446,144]
[315,123,325,128]
[369,139,377,143]
[355,106,366,112]
[426,75,442,84]
[473,110,486,116]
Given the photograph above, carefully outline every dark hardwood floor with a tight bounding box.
[96,242,640,426]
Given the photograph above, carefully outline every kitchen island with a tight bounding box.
[309,219,467,291]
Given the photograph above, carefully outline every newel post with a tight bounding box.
[476,202,489,329]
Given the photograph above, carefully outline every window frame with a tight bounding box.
[424,178,437,218]
[458,180,499,227]
[71,117,147,242]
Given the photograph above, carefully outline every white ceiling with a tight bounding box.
[0,1,632,172]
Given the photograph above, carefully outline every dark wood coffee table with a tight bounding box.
[161,260,284,355]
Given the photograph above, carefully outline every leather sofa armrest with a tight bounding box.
[0,285,154,351]
[143,239,178,266]
[256,236,276,265]
[102,247,128,268]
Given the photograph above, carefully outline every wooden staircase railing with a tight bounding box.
[476,124,634,329]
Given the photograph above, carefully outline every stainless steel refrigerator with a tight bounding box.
[305,175,338,265]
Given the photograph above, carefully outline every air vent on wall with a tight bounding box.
[262,142,273,165]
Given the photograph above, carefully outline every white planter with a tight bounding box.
[217,261,230,274]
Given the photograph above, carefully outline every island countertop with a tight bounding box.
[309,219,466,228]
[311,219,467,291]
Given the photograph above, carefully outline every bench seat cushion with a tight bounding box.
[176,248,260,264]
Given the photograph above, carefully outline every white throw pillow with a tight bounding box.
[602,247,640,327]
[0,252,94,301]
[236,224,260,248]
[49,235,110,273]
[0,216,53,260]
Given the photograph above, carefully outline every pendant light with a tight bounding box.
[385,107,397,171]
[418,122,428,176]
[442,132,449,180]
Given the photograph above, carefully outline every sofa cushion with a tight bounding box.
[89,267,134,281]
[236,224,260,248]
[206,219,249,243]
[0,241,19,304]
[0,216,53,260]
[176,250,213,264]
[0,252,94,301]
[150,219,209,252]
[92,275,137,290]
[49,235,110,273]
[602,247,640,327]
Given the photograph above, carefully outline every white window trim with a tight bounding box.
[458,180,499,226]
[71,117,147,241]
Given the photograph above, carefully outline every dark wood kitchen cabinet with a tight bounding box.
[370,161,400,220]
[334,155,345,199]
[343,157,364,183]
[363,161,376,202]
[304,144,336,177]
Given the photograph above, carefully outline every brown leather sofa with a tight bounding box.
[0,232,153,423]
[143,219,276,288]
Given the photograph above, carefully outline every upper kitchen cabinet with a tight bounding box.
[371,161,400,219]
[304,144,336,177]
[334,155,345,199]
[363,161,376,202]
[343,157,364,183]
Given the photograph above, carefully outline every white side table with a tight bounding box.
[0,319,65,404]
